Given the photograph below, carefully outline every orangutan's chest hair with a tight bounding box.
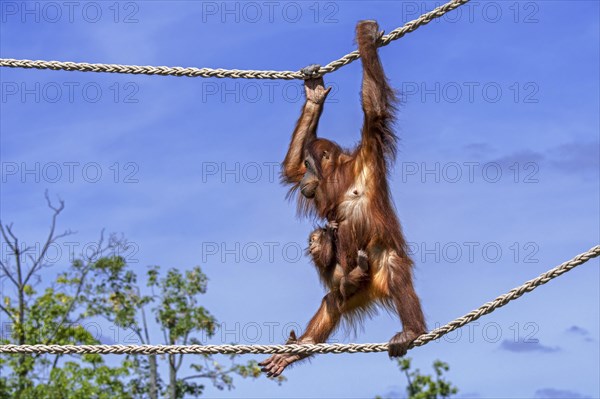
[338,164,373,221]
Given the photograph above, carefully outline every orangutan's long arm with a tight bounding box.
[356,20,399,170]
[282,78,331,184]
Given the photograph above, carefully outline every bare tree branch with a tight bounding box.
[44,189,64,214]
[23,193,75,286]
[0,223,17,255]
[5,224,19,247]
[0,259,18,287]
[0,303,16,322]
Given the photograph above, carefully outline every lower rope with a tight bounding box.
[1,245,598,355]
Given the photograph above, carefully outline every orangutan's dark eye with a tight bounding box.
[304,160,310,168]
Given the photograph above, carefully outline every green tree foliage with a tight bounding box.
[378,358,458,399]
[0,195,282,399]
[0,195,132,399]
[82,260,284,399]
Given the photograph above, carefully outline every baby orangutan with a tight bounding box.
[308,223,370,307]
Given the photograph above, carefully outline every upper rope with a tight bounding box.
[0,0,470,80]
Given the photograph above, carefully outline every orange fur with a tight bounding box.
[261,20,426,378]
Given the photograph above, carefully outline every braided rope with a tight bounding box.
[0,0,470,80]
[1,245,598,356]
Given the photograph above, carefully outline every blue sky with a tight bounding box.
[1,1,599,398]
